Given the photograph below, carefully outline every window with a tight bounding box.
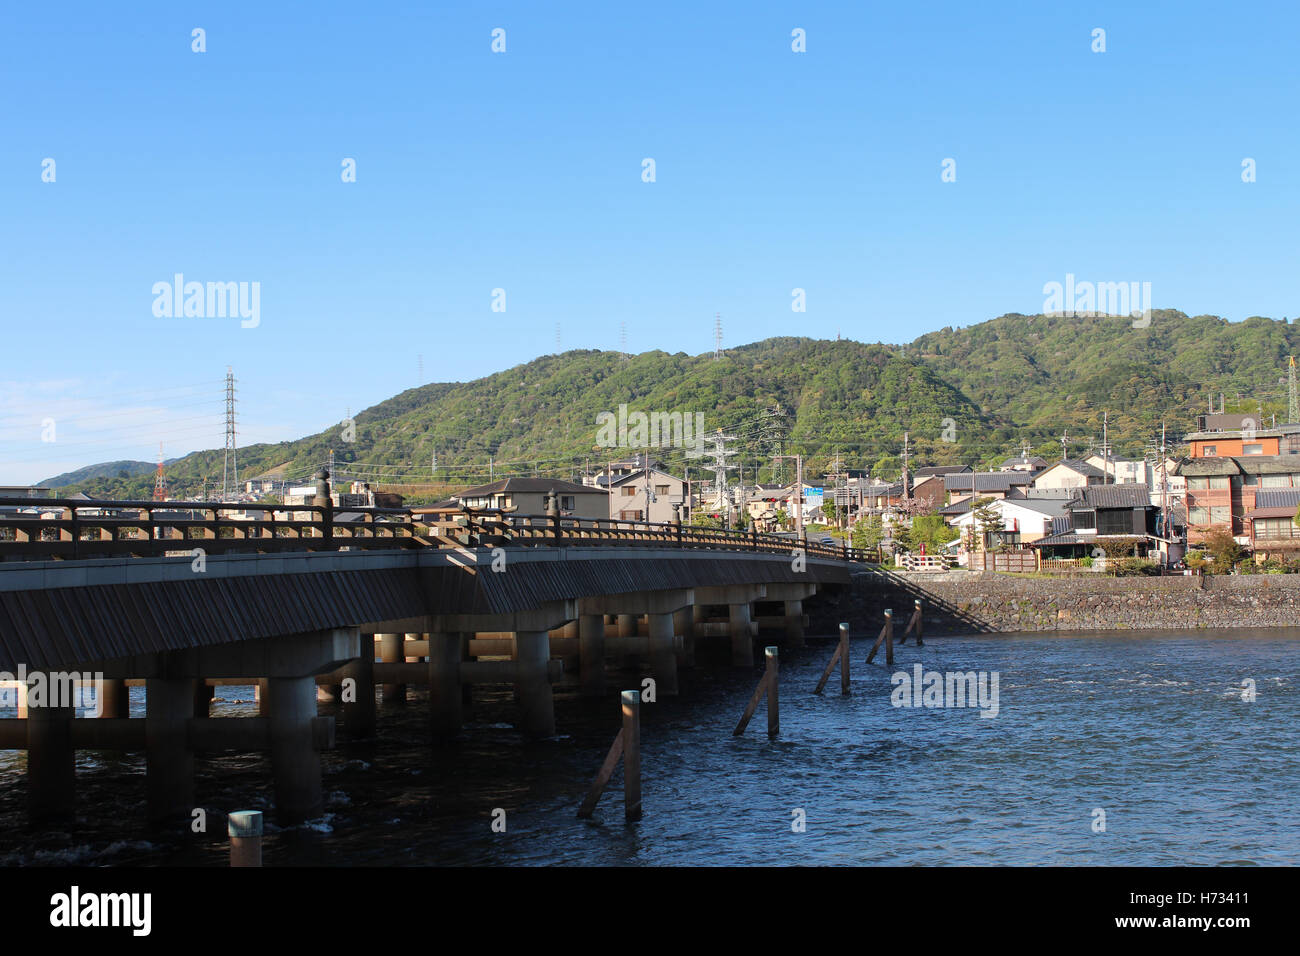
[1209,506,1230,526]
[618,509,644,521]
[1242,474,1259,486]
[1210,476,1230,490]
[621,486,636,496]
[1262,475,1293,488]
[1188,477,1210,490]
[655,485,670,496]
[1188,506,1209,525]
[1243,443,1263,455]
[1203,446,1217,456]
[560,496,575,511]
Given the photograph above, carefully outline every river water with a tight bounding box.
[1,628,1297,866]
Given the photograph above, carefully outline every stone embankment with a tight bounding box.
[807,569,1300,634]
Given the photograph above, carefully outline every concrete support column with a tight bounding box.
[266,676,323,824]
[674,606,696,667]
[379,633,406,705]
[784,599,805,650]
[146,678,195,825]
[27,702,75,823]
[648,611,678,696]
[98,678,129,719]
[255,678,269,717]
[578,613,606,696]
[729,602,754,667]
[460,632,474,712]
[193,680,214,718]
[340,636,376,737]
[617,614,637,639]
[514,630,555,739]
[428,632,462,740]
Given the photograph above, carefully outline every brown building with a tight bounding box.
[1177,456,1300,540]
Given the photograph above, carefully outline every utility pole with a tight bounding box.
[1059,428,1070,461]
[1289,356,1299,424]
[901,431,911,499]
[1101,411,1111,484]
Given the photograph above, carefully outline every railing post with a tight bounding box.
[313,469,333,549]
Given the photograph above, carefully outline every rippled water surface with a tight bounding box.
[1,628,1297,866]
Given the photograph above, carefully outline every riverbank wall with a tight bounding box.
[807,569,1300,634]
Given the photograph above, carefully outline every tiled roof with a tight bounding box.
[455,477,605,497]
[1075,484,1152,509]
[943,472,1033,493]
[1253,489,1300,510]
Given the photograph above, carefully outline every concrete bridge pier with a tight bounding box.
[27,701,76,823]
[427,632,463,740]
[673,606,696,667]
[514,630,554,738]
[339,633,377,736]
[98,678,129,719]
[647,612,678,695]
[266,675,324,823]
[764,583,818,650]
[194,680,214,718]
[379,633,406,705]
[578,591,691,695]
[578,613,605,696]
[145,677,196,825]
[696,585,767,667]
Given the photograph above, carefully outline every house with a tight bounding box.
[448,477,608,519]
[948,495,1074,548]
[1183,414,1300,459]
[0,486,52,499]
[943,471,1033,505]
[1029,484,1168,560]
[1031,459,1107,491]
[583,454,670,488]
[999,454,1048,474]
[1082,454,1186,506]
[608,467,691,523]
[914,465,972,479]
[909,474,946,513]
[1177,455,1300,541]
[1246,489,1300,558]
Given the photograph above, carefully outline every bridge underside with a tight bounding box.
[0,546,849,827]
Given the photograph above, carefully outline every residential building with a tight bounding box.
[1184,413,1300,459]
[999,454,1048,474]
[944,471,1033,505]
[608,467,691,523]
[1031,459,1107,491]
[948,495,1074,548]
[449,477,608,519]
[1029,484,1167,559]
[1177,455,1300,540]
[1246,489,1300,558]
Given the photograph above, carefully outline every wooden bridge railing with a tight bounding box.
[0,497,867,564]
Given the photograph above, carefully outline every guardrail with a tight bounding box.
[0,497,866,563]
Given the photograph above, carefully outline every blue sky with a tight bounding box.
[2,1,1298,483]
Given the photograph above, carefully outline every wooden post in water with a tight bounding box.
[813,623,849,695]
[622,690,641,822]
[735,649,779,737]
[913,598,924,646]
[866,611,894,665]
[577,690,642,823]
[228,809,263,867]
[765,647,779,737]
[840,622,850,694]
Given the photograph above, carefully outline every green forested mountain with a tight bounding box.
[55,310,1300,502]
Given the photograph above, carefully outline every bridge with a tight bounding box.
[0,474,861,828]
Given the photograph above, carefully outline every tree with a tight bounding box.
[853,515,884,551]
[971,497,1001,550]
[1201,527,1243,574]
